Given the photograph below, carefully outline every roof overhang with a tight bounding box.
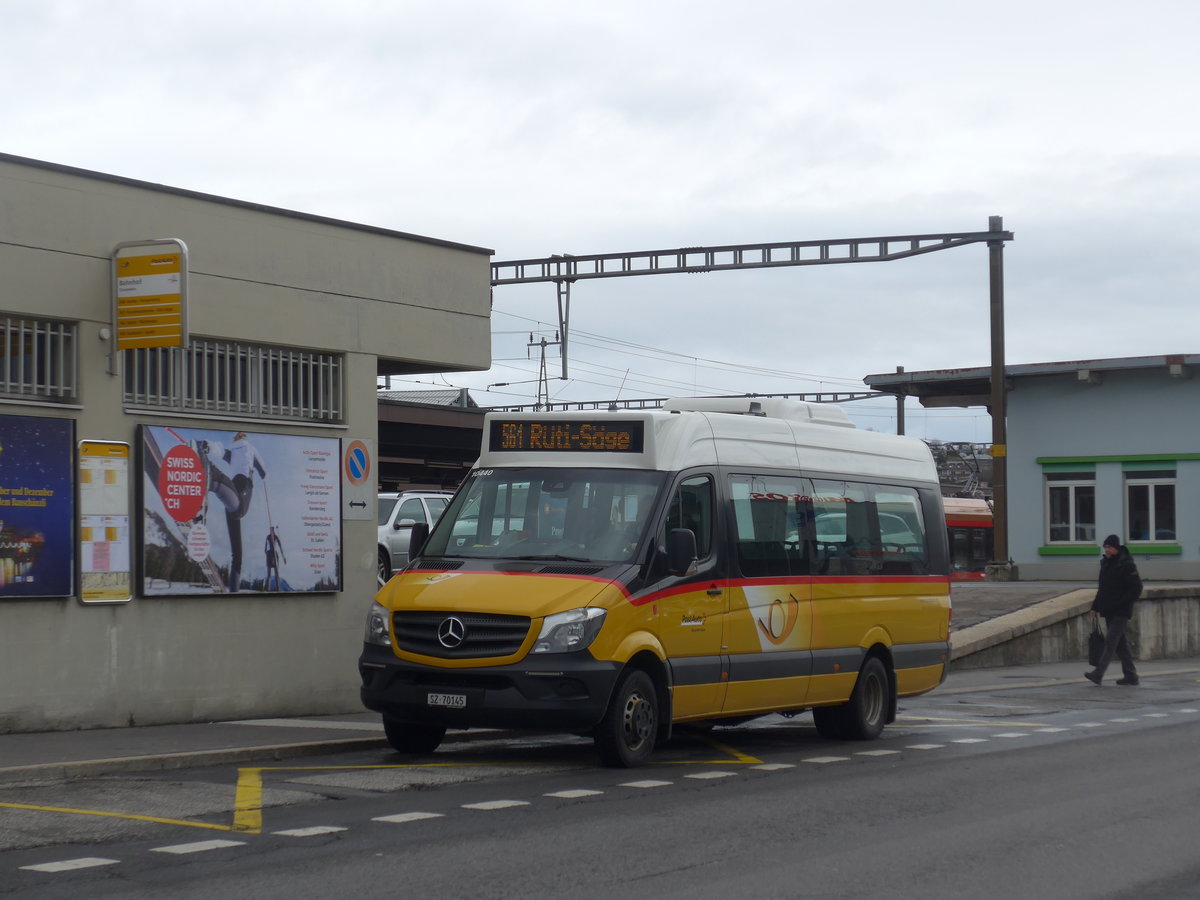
[865,354,1197,409]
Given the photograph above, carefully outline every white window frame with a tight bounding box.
[1045,476,1096,544]
[1125,474,1176,543]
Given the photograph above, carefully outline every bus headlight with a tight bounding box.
[532,607,606,654]
[364,601,392,646]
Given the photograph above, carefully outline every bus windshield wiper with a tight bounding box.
[511,554,593,563]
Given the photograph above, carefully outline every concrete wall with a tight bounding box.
[951,585,1200,670]
[0,154,492,733]
[1007,370,1200,580]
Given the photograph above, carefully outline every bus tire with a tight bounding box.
[840,656,889,740]
[383,717,446,754]
[595,669,658,768]
[812,656,890,741]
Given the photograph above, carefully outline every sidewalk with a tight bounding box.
[0,581,1149,784]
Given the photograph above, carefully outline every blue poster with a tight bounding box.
[0,414,75,598]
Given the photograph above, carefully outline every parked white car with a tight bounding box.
[377,490,453,585]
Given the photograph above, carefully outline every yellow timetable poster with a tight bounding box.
[79,441,131,603]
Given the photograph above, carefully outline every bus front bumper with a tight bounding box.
[358,643,621,731]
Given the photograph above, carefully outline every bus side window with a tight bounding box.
[728,474,811,577]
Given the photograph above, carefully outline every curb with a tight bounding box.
[0,736,392,785]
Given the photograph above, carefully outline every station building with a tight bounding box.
[0,153,492,732]
[867,355,1200,581]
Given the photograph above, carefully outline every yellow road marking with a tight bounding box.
[233,768,264,833]
[0,801,234,832]
[678,733,763,764]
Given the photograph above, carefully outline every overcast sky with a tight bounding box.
[5,0,1198,441]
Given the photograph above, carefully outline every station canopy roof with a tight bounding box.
[864,354,1197,409]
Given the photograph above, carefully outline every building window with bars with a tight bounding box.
[123,339,343,423]
[0,317,78,401]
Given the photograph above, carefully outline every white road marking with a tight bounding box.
[151,840,245,855]
[462,800,530,810]
[372,812,444,824]
[20,857,119,873]
[1035,727,1069,733]
[991,733,1030,739]
[1076,723,1106,728]
[802,756,850,764]
[620,779,673,788]
[906,744,944,749]
[545,789,604,798]
[273,826,348,837]
[751,763,796,770]
[685,771,738,779]
[1144,713,1169,718]
[951,738,988,744]
[856,749,901,756]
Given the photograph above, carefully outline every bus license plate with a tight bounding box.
[427,692,466,709]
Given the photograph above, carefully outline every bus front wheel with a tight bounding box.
[595,669,658,767]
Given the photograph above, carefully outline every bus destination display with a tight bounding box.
[489,420,645,453]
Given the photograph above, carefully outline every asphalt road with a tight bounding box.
[5,665,1200,899]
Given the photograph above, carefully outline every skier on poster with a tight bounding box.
[200,432,267,592]
[264,526,286,591]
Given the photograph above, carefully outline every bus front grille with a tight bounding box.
[393,611,531,658]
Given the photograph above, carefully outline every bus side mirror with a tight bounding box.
[409,522,430,559]
[666,528,697,576]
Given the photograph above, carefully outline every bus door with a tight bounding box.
[721,474,815,715]
[654,474,728,719]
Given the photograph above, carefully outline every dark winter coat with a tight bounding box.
[1091,547,1143,618]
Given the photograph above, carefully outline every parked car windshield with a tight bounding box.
[423,467,667,563]
[377,497,398,527]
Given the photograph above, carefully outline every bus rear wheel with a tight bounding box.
[812,656,889,741]
[595,669,658,767]
[382,717,446,754]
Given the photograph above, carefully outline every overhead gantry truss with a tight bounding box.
[490,229,1013,285]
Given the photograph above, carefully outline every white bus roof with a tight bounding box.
[478,398,937,484]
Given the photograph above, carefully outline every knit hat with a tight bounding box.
[1103,534,1121,548]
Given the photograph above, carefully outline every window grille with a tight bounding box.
[123,339,343,422]
[0,317,77,401]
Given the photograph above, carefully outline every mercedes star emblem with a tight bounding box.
[437,616,467,649]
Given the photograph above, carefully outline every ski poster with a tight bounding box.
[0,414,75,599]
[140,425,341,595]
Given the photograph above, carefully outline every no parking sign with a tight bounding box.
[341,438,374,520]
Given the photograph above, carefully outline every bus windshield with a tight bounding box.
[423,467,667,563]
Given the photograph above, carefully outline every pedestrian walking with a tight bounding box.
[1084,534,1142,686]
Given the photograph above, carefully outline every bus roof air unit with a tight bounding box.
[662,397,856,428]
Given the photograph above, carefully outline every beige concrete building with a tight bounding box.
[0,152,492,732]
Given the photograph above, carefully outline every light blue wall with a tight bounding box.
[1007,369,1200,580]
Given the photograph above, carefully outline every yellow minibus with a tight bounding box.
[360,398,951,766]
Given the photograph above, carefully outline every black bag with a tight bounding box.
[1088,618,1106,667]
